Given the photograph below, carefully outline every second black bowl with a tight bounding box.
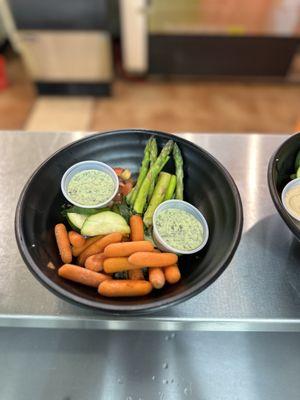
[268,132,300,240]
[15,129,243,314]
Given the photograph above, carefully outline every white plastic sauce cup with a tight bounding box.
[281,177,300,221]
[153,199,209,255]
[61,160,119,208]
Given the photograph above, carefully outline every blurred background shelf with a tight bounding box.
[4,0,115,95]
[0,0,299,132]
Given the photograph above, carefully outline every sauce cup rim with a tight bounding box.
[281,177,300,222]
[152,199,209,255]
[61,160,119,209]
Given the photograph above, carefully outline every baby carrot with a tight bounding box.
[128,269,145,280]
[79,232,123,265]
[58,264,111,287]
[68,231,86,247]
[149,268,165,289]
[129,215,144,278]
[130,215,144,241]
[104,241,153,258]
[85,253,106,272]
[164,264,181,284]
[98,280,152,297]
[128,252,178,267]
[72,235,102,257]
[54,223,72,264]
[103,257,135,274]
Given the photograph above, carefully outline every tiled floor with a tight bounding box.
[25,97,94,131]
[1,54,300,133]
[91,80,300,133]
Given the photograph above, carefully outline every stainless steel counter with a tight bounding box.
[2,328,300,400]
[1,131,300,331]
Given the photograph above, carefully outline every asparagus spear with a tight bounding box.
[126,138,151,206]
[164,175,177,201]
[147,154,170,199]
[143,172,172,227]
[173,143,184,200]
[133,140,174,214]
[147,138,158,201]
[295,150,300,170]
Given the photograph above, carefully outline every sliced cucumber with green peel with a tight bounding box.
[62,206,109,217]
[81,211,130,236]
[67,213,88,231]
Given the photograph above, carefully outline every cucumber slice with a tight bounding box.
[81,211,130,236]
[64,206,109,216]
[67,213,88,231]
[297,167,300,179]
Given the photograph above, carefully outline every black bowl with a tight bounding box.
[268,132,300,240]
[15,129,243,314]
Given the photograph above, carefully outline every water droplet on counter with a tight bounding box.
[170,378,174,383]
[162,379,168,384]
[158,392,165,400]
[31,244,36,247]
[184,385,192,396]
[170,333,176,339]
[152,375,156,381]
[162,362,168,369]
[126,396,133,400]
[165,335,169,341]
[117,377,123,384]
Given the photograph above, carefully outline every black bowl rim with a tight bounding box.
[267,132,300,241]
[15,129,243,315]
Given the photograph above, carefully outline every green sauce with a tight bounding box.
[67,170,115,206]
[156,208,204,251]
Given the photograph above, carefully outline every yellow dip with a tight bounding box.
[285,186,300,218]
